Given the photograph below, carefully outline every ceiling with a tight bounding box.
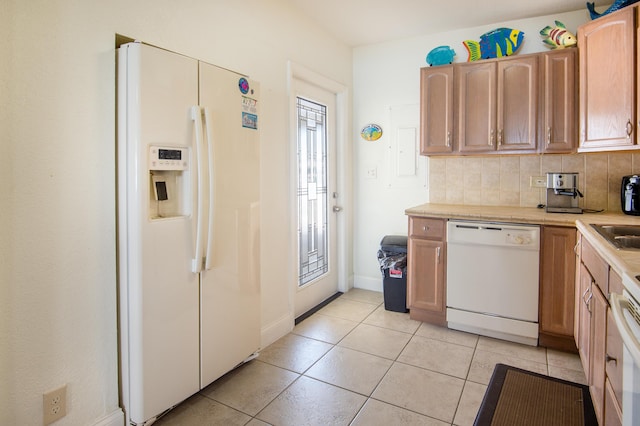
[284,0,610,47]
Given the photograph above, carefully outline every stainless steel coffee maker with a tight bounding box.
[546,172,583,214]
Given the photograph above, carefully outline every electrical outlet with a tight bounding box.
[43,384,67,425]
[366,167,377,179]
[530,176,547,188]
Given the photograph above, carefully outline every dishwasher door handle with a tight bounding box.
[481,226,503,231]
[454,224,504,231]
[455,224,480,230]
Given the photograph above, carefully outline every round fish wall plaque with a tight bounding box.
[360,124,383,141]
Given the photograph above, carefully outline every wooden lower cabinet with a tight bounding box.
[539,226,577,351]
[407,216,446,325]
[606,309,624,425]
[575,232,626,425]
[576,263,592,373]
[590,284,607,425]
[605,378,623,426]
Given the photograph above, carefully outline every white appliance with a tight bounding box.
[446,220,540,346]
[117,42,261,425]
[611,274,640,426]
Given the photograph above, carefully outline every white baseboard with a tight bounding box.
[261,313,294,349]
[92,408,124,426]
[353,275,383,292]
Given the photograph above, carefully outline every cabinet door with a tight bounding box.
[606,308,624,409]
[590,285,607,425]
[540,226,576,344]
[407,238,445,319]
[497,55,538,151]
[541,49,577,153]
[420,66,454,154]
[574,232,582,342]
[605,378,623,426]
[577,263,592,374]
[456,62,496,152]
[579,6,636,150]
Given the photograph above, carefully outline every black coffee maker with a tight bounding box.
[621,175,640,215]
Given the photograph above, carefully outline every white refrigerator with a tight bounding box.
[117,42,261,425]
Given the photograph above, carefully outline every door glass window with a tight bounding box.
[297,97,328,287]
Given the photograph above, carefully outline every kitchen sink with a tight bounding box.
[591,224,640,250]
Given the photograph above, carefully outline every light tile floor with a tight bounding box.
[154,289,587,426]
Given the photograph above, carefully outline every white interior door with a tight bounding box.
[292,79,339,318]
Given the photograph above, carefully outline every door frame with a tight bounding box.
[287,61,350,320]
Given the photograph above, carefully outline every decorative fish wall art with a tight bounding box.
[463,28,525,62]
[426,46,456,66]
[539,21,577,49]
[587,0,640,19]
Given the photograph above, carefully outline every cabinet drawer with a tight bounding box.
[606,309,623,408]
[409,217,445,240]
[581,238,609,295]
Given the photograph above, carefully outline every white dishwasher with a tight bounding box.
[446,220,540,346]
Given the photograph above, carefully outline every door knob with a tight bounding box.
[333,206,343,212]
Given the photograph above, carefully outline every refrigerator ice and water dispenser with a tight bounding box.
[148,145,190,219]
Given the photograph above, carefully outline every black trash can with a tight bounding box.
[377,235,409,313]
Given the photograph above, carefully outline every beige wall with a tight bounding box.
[2,1,352,425]
[429,152,640,212]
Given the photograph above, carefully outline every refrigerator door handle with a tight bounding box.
[203,107,215,271]
[191,106,205,273]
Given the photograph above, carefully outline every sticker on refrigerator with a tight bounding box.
[242,112,258,130]
[242,96,258,114]
[238,77,249,94]
[242,96,258,130]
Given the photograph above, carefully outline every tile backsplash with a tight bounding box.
[428,152,640,213]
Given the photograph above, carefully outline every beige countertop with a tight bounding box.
[405,203,640,227]
[405,203,640,292]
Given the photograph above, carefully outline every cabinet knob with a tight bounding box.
[446,131,451,147]
[547,127,551,145]
[606,354,617,365]
[627,119,633,138]
[423,226,429,231]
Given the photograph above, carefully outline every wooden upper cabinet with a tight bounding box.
[455,56,538,153]
[421,49,579,156]
[541,49,577,153]
[579,6,636,150]
[420,66,454,154]
[497,55,538,152]
[456,61,497,153]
